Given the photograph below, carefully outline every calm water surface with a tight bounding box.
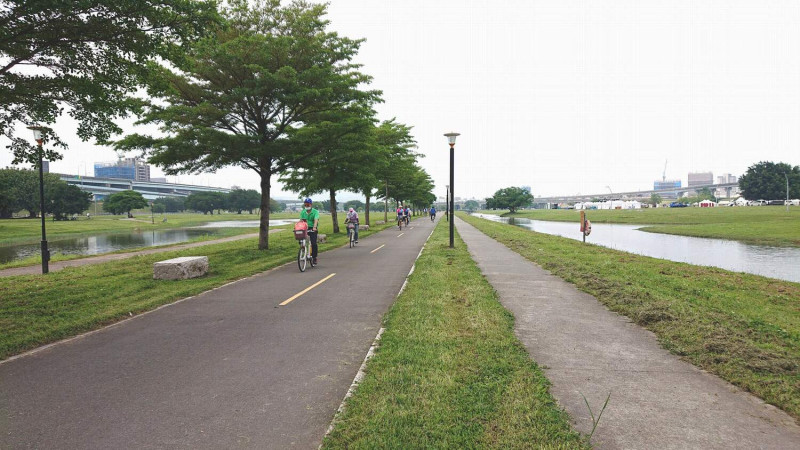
[0,219,292,264]
[0,229,220,264]
[473,213,800,283]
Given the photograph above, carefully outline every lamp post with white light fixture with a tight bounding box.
[444,132,459,248]
[27,126,50,274]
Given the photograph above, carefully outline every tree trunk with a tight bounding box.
[384,180,388,223]
[329,188,339,233]
[364,192,371,226]
[258,175,271,250]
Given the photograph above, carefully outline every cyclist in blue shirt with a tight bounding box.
[430,206,436,220]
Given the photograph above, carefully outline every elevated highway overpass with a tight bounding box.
[59,174,231,200]
[534,182,739,204]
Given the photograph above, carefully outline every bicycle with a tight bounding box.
[430,213,435,222]
[295,227,317,272]
[346,222,357,248]
[397,215,403,230]
[404,214,410,226]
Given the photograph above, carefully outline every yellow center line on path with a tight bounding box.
[397,233,404,237]
[279,273,336,306]
[370,244,385,254]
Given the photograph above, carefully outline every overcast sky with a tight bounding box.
[3,0,799,201]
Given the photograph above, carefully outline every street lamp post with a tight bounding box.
[27,126,50,274]
[444,132,459,248]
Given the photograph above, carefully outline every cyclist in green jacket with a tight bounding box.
[299,198,320,264]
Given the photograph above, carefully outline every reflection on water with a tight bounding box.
[0,229,219,264]
[195,219,293,228]
[473,213,800,283]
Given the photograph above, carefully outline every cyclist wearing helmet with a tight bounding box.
[300,198,320,264]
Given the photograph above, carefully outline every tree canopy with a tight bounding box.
[227,189,261,214]
[185,192,226,215]
[738,161,800,200]
[1,0,219,165]
[115,0,379,249]
[103,190,148,217]
[46,183,91,220]
[0,167,65,218]
[486,187,534,213]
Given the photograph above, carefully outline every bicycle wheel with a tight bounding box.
[348,229,353,248]
[298,243,307,272]
[398,219,402,230]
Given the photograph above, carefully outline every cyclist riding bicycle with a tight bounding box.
[430,206,436,220]
[396,205,405,227]
[299,198,319,264]
[404,206,411,225]
[345,207,359,243]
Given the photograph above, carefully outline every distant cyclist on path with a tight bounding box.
[430,206,436,221]
[299,198,320,264]
[345,207,359,243]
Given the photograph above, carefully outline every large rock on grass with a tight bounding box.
[154,256,209,280]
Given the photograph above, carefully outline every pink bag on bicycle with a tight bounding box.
[294,220,308,240]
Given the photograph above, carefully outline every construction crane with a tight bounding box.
[662,159,668,182]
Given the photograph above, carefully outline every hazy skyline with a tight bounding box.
[2,0,799,201]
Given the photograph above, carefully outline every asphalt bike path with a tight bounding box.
[0,230,283,278]
[456,217,800,449]
[0,217,435,449]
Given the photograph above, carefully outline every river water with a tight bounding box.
[473,213,800,283]
[0,219,293,264]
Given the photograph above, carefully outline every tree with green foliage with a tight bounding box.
[367,121,419,224]
[103,190,148,217]
[343,200,365,212]
[649,193,663,207]
[153,197,185,213]
[464,200,479,211]
[46,183,91,220]
[270,198,285,213]
[694,187,717,202]
[739,161,800,200]
[279,107,376,233]
[185,192,226,215]
[0,0,219,166]
[115,0,379,250]
[0,167,62,217]
[487,187,534,213]
[227,189,261,214]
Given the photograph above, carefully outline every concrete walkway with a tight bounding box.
[455,217,800,449]
[0,230,281,277]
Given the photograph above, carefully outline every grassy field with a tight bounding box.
[323,221,587,449]
[460,213,800,420]
[481,207,800,247]
[0,214,393,361]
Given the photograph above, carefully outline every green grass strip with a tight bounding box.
[487,207,800,247]
[323,221,587,449]
[0,216,392,360]
[461,213,800,420]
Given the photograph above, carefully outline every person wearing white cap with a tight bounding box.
[345,207,359,243]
